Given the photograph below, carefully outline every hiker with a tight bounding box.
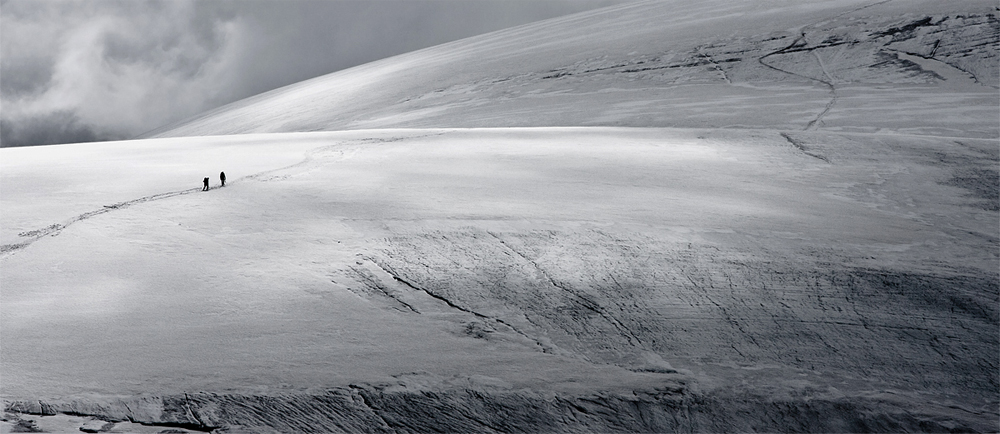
[220,171,226,187]
[202,177,210,191]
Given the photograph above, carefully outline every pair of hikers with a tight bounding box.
[202,172,226,191]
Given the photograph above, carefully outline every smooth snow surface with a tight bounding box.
[3,0,998,432]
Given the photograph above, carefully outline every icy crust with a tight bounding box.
[145,1,999,139]
[361,229,998,397]
[5,384,996,433]
[2,128,996,432]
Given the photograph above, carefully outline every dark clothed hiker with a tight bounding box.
[220,172,226,187]
[203,177,210,191]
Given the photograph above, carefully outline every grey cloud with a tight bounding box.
[0,56,54,99]
[2,0,243,147]
[0,110,105,148]
[99,11,230,79]
[1,0,626,148]
[0,1,59,99]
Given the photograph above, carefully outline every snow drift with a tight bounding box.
[3,0,998,432]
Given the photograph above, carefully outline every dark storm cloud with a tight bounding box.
[0,0,624,148]
[0,111,102,148]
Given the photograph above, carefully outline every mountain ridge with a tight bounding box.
[142,0,998,139]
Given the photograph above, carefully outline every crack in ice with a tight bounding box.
[368,258,553,353]
[486,231,645,347]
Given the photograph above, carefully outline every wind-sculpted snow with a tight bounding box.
[7,383,994,433]
[361,229,997,396]
[146,0,998,140]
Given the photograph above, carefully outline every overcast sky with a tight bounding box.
[0,0,625,147]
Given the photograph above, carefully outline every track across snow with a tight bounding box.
[2,127,996,432]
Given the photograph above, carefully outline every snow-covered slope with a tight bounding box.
[4,127,997,432]
[3,0,998,432]
[145,0,999,139]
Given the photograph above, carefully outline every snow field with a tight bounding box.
[2,127,996,431]
[2,0,998,430]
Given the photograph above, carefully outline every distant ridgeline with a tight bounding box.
[143,0,998,139]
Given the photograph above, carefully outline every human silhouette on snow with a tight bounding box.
[220,171,226,187]
[202,177,210,191]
